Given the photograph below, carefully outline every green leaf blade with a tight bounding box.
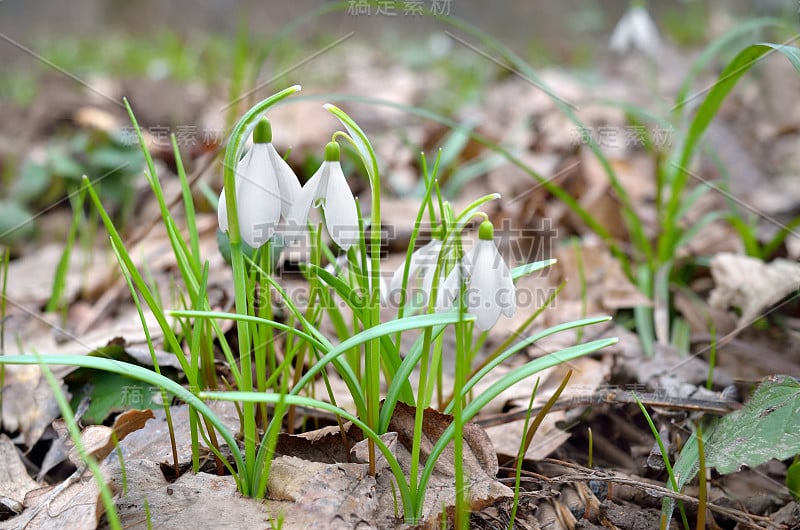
[706,375,800,474]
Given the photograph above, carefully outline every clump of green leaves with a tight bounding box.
[2,128,143,244]
[0,85,617,526]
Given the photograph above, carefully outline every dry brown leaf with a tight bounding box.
[387,402,512,522]
[708,253,800,326]
[673,289,737,336]
[73,106,120,133]
[379,197,435,254]
[266,402,512,527]
[1,366,66,448]
[0,435,39,519]
[115,402,238,467]
[486,151,561,204]
[9,477,105,530]
[275,424,354,464]
[267,456,381,528]
[565,149,632,240]
[350,432,398,473]
[614,326,734,390]
[388,402,498,480]
[2,294,167,367]
[38,424,71,482]
[552,242,649,323]
[105,459,271,530]
[267,97,343,158]
[4,245,93,307]
[69,409,155,466]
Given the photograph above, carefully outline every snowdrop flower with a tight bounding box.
[292,141,359,250]
[325,254,388,304]
[390,237,443,307]
[609,4,660,58]
[437,221,515,331]
[218,117,301,248]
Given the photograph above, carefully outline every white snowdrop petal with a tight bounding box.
[267,143,301,219]
[217,189,228,232]
[497,261,516,319]
[288,165,322,230]
[236,144,281,247]
[473,305,498,331]
[417,240,445,296]
[391,239,440,295]
[390,264,410,298]
[390,243,422,294]
[609,13,632,53]
[322,161,360,250]
[468,241,501,330]
[467,239,516,330]
[435,265,461,313]
[610,6,660,57]
[635,10,660,56]
[421,267,445,307]
[378,274,389,306]
[436,244,475,314]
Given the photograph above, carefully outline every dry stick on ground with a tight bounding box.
[540,458,777,529]
[13,399,93,530]
[13,464,90,530]
[476,389,740,429]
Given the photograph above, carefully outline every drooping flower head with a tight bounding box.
[390,234,443,307]
[325,253,389,305]
[437,220,515,330]
[217,118,301,248]
[609,4,660,58]
[292,141,360,250]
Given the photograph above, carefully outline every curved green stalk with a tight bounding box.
[323,104,383,474]
[222,85,301,484]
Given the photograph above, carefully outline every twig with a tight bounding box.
[476,389,740,428]
[541,458,777,529]
[14,464,87,530]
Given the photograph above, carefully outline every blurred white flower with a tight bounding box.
[325,254,388,304]
[390,238,443,306]
[292,141,359,250]
[218,118,300,248]
[609,5,660,58]
[436,221,515,330]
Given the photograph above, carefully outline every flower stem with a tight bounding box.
[222,85,301,492]
[324,104,383,476]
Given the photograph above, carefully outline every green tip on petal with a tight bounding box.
[253,118,272,144]
[324,141,340,162]
[478,220,494,241]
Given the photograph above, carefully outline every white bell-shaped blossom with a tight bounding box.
[292,141,359,250]
[390,237,443,307]
[217,118,300,248]
[325,254,388,305]
[609,5,660,58]
[436,221,515,331]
